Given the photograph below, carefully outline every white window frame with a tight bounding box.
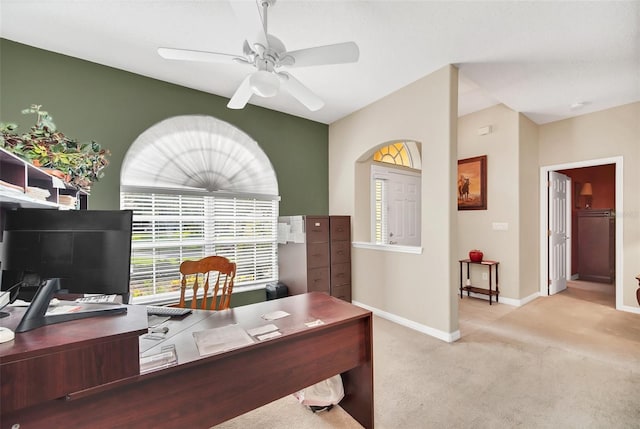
[121,187,279,304]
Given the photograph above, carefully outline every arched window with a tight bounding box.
[120,115,279,302]
[373,141,420,168]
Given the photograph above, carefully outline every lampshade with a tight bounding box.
[249,71,280,98]
[580,182,593,196]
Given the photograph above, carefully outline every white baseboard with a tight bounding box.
[461,291,540,307]
[352,300,460,343]
[619,304,640,315]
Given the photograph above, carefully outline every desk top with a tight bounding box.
[0,303,148,363]
[139,292,371,369]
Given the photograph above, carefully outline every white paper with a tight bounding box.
[291,216,305,243]
[247,323,279,337]
[304,319,325,328]
[192,324,254,356]
[277,223,290,244]
[261,310,290,320]
[140,344,177,374]
[45,305,82,315]
[257,331,282,341]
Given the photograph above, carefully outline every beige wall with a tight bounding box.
[328,65,459,336]
[539,102,640,308]
[457,105,522,300]
[518,114,540,298]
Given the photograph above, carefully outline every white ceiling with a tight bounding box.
[1,1,638,125]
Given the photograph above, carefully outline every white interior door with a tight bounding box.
[388,171,420,246]
[548,171,569,295]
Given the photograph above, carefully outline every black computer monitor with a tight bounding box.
[0,208,133,333]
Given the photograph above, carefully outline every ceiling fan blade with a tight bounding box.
[283,41,359,68]
[278,72,324,111]
[227,74,254,109]
[228,0,269,50]
[158,47,239,64]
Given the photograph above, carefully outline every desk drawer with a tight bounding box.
[330,216,350,242]
[330,241,350,264]
[331,284,351,302]
[331,262,351,287]
[305,216,329,243]
[307,267,330,293]
[307,242,329,268]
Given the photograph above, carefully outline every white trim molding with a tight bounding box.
[462,291,539,307]
[353,241,422,254]
[352,300,460,343]
[539,156,624,311]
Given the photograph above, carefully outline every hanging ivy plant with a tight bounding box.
[0,105,110,191]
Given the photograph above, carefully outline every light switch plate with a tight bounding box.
[492,222,509,231]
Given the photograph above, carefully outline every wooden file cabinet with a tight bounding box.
[278,215,352,302]
[330,216,351,302]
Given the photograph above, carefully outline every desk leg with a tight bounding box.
[340,314,374,429]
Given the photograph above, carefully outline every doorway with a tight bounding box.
[539,156,623,309]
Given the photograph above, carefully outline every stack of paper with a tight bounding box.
[192,324,254,356]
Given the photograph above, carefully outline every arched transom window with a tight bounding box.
[373,141,415,168]
[120,115,279,301]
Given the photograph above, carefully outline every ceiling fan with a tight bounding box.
[158,0,359,111]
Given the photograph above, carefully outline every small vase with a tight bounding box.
[469,250,483,262]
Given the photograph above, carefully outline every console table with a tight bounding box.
[459,259,500,305]
[0,292,374,429]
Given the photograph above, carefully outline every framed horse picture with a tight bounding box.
[457,155,487,210]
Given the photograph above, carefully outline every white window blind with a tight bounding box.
[121,190,278,300]
[374,178,389,244]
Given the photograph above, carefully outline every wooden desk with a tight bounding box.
[0,293,374,429]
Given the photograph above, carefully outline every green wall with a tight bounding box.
[0,39,329,216]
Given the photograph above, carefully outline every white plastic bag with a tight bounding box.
[293,374,345,407]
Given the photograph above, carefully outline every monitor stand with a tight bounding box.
[15,278,127,333]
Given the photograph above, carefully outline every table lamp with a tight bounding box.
[580,182,593,208]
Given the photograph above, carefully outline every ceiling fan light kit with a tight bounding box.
[250,70,280,97]
[157,0,359,111]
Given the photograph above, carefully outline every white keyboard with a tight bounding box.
[146,306,192,317]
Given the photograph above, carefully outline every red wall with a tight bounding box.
[558,164,615,275]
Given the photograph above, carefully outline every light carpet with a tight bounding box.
[214,281,640,428]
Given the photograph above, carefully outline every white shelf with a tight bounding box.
[0,147,87,209]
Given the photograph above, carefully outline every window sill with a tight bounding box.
[130,283,267,306]
[352,241,423,254]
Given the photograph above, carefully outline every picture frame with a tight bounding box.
[457,155,487,210]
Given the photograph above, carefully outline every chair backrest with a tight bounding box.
[179,256,236,311]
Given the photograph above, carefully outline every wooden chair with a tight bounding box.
[179,256,236,311]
